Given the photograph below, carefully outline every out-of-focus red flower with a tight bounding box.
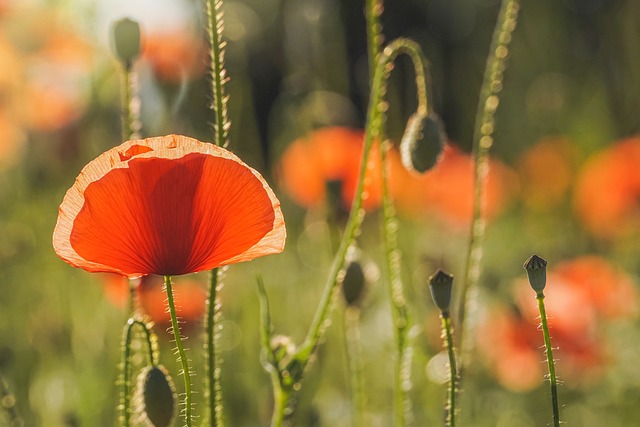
[278,127,383,211]
[390,143,517,226]
[517,136,579,210]
[142,30,207,82]
[22,17,93,132]
[574,137,640,238]
[101,274,207,328]
[479,256,637,392]
[53,135,286,278]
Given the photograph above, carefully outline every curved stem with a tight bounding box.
[270,382,291,427]
[537,293,560,427]
[441,314,458,427]
[164,275,193,427]
[457,0,520,355]
[205,268,224,427]
[205,0,230,148]
[300,38,428,359]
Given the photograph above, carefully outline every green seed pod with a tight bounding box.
[111,18,141,69]
[523,254,547,293]
[136,365,176,427]
[400,112,445,174]
[428,269,454,314]
[341,260,367,307]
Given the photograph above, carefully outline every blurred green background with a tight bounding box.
[2,0,640,425]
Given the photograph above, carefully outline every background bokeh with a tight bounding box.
[2,0,640,425]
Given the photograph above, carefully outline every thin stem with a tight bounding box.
[164,275,193,427]
[121,66,141,141]
[457,0,520,355]
[300,38,428,360]
[441,314,458,427]
[205,0,230,148]
[205,268,224,427]
[270,382,291,427]
[344,308,365,427]
[364,3,421,421]
[537,293,560,427]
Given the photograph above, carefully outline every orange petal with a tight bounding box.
[53,134,286,278]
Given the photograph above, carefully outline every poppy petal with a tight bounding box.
[53,134,286,278]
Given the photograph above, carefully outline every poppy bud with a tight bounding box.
[136,365,176,427]
[400,112,445,174]
[341,260,367,307]
[428,269,453,314]
[523,254,547,293]
[112,18,141,69]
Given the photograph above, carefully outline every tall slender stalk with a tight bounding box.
[537,293,560,427]
[457,0,521,355]
[204,1,230,425]
[164,275,193,427]
[441,314,458,427]
[344,308,366,427]
[363,2,419,424]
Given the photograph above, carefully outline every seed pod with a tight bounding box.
[136,365,176,427]
[112,18,141,69]
[400,112,445,174]
[523,254,547,293]
[428,269,454,314]
[341,260,367,307]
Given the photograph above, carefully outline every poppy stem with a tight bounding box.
[120,318,160,427]
[164,275,193,427]
[440,313,458,427]
[205,268,225,427]
[456,0,520,360]
[205,0,230,147]
[344,308,366,427]
[536,292,561,427]
[121,66,141,141]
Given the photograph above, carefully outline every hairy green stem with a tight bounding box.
[205,0,230,148]
[537,293,560,427]
[204,269,224,427]
[120,318,158,427]
[457,0,520,355]
[164,276,193,427]
[344,308,366,427]
[121,66,141,141]
[441,314,458,427]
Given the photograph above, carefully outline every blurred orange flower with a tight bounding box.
[278,127,383,211]
[517,136,579,210]
[102,274,206,328]
[53,135,286,278]
[142,30,207,82]
[390,143,516,226]
[574,137,640,238]
[479,256,637,391]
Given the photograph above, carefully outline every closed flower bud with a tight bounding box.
[136,365,176,427]
[400,112,445,174]
[428,269,454,314]
[112,18,141,68]
[341,260,367,307]
[523,254,547,293]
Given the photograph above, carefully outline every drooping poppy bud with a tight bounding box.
[523,254,547,293]
[136,365,176,427]
[400,112,445,174]
[111,18,141,69]
[428,269,454,314]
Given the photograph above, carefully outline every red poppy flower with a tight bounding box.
[278,127,383,211]
[479,256,637,391]
[142,30,208,82]
[53,134,286,278]
[517,136,578,210]
[389,143,516,226]
[574,137,640,238]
